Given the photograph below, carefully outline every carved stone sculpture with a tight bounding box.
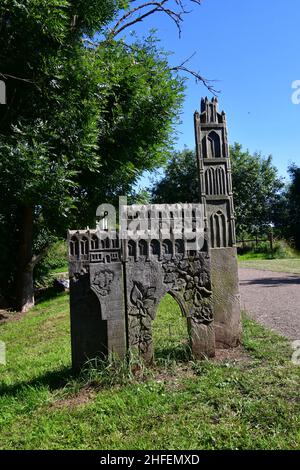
[68,98,241,371]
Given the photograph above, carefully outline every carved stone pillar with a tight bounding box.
[194,97,242,348]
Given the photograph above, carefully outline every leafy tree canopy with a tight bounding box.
[151,144,284,238]
[0,0,191,309]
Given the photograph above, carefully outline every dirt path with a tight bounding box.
[239,267,300,340]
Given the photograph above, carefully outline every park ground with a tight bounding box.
[0,269,300,450]
[239,258,300,340]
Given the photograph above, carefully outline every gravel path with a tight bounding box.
[239,267,300,340]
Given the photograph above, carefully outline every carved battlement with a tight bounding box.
[68,203,207,270]
[68,98,241,371]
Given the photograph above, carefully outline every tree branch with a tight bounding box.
[0,72,34,84]
[171,54,220,95]
[26,245,50,272]
[108,0,202,39]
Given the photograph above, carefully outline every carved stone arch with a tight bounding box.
[210,210,227,248]
[70,236,79,257]
[216,166,227,194]
[80,236,89,256]
[150,239,160,256]
[205,167,215,195]
[151,289,191,362]
[207,131,221,158]
[70,287,108,366]
[128,240,136,257]
[162,239,173,255]
[151,288,188,325]
[90,234,99,250]
[138,239,148,257]
[167,289,188,318]
[88,287,104,317]
[174,239,184,254]
[214,166,220,194]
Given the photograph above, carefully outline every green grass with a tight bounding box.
[50,265,68,275]
[239,258,300,274]
[153,294,190,362]
[0,293,300,450]
[238,252,273,261]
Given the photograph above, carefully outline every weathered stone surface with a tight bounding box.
[69,233,126,371]
[68,97,241,372]
[126,252,214,362]
[211,248,242,347]
[68,225,215,370]
[194,97,241,348]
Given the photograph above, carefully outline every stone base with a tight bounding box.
[70,265,127,372]
[210,247,242,348]
[188,319,215,358]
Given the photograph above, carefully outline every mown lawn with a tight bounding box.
[0,293,299,450]
[238,258,300,274]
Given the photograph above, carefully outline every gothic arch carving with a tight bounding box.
[174,239,184,254]
[165,290,188,318]
[128,240,136,258]
[138,239,148,257]
[205,166,227,195]
[70,236,79,257]
[91,234,99,250]
[80,237,89,256]
[207,131,221,158]
[210,211,227,248]
[162,239,173,255]
[150,239,160,256]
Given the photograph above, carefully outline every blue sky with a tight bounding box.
[122,0,300,186]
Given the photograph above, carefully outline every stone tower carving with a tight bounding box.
[194,97,241,347]
[68,97,241,372]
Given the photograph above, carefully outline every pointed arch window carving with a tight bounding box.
[128,240,136,257]
[80,237,89,256]
[210,211,227,248]
[138,239,148,257]
[207,131,221,158]
[150,239,160,256]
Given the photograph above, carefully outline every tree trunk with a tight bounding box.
[15,206,35,313]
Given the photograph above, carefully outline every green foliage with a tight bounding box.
[0,1,185,301]
[34,240,68,287]
[75,38,184,223]
[281,164,300,250]
[230,143,284,236]
[238,258,300,274]
[0,294,300,449]
[238,239,297,260]
[151,144,284,238]
[152,147,199,203]
[153,293,190,363]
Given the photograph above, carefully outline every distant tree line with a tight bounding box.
[151,144,300,250]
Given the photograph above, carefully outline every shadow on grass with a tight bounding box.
[35,286,68,304]
[154,343,191,364]
[0,366,74,397]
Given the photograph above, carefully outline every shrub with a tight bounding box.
[34,239,68,287]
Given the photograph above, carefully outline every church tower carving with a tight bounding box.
[194,97,236,249]
[194,97,241,348]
